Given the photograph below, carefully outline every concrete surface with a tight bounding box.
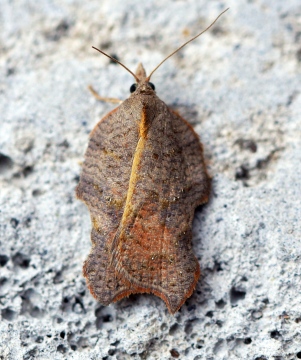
[0,0,301,359]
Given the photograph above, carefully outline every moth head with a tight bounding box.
[130,82,155,94]
[129,63,155,94]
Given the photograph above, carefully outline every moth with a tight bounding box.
[76,9,227,314]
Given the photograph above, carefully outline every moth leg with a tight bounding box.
[88,85,123,104]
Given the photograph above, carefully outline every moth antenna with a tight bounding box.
[92,46,140,83]
[146,8,229,81]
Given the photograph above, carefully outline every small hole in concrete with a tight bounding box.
[270,330,281,340]
[235,165,249,180]
[244,338,252,344]
[57,344,68,354]
[36,336,43,343]
[102,314,112,322]
[10,218,19,228]
[216,299,226,309]
[170,348,180,358]
[230,287,246,305]
[0,153,13,173]
[22,165,34,177]
[12,252,31,268]
[1,308,17,321]
[169,323,179,335]
[205,311,214,318]
[0,255,9,267]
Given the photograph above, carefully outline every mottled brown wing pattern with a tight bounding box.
[77,89,210,313]
[76,8,230,314]
[76,101,142,304]
[111,98,210,313]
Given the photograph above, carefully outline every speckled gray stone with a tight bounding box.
[0,0,301,359]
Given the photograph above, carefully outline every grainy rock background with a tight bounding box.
[0,0,301,359]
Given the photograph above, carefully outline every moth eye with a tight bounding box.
[130,83,137,93]
[148,82,155,90]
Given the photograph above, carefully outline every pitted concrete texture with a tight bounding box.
[0,0,301,359]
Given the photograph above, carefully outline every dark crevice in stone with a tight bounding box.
[0,153,13,173]
[1,307,17,321]
[12,252,31,268]
[230,287,246,305]
[0,254,9,266]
